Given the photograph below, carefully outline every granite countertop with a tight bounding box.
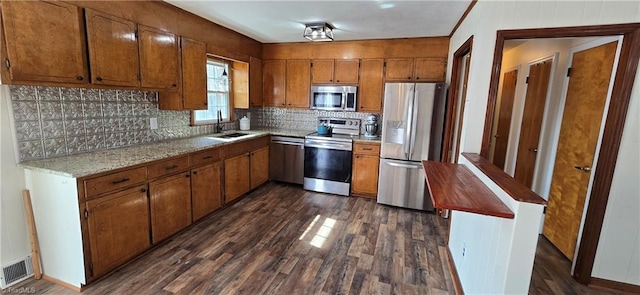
[19,130,272,178]
[19,128,378,178]
[353,135,382,143]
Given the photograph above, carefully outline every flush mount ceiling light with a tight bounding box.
[303,22,334,42]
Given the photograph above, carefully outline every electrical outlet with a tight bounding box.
[150,117,158,130]
[462,243,467,260]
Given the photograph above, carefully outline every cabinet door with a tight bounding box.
[263,60,286,107]
[85,9,140,87]
[191,162,222,221]
[334,59,360,84]
[86,185,150,277]
[224,153,250,203]
[149,172,192,243]
[358,59,384,112]
[311,59,334,84]
[351,154,380,198]
[286,59,311,108]
[249,57,263,107]
[1,1,88,84]
[384,58,414,81]
[180,37,208,110]
[232,61,249,109]
[138,25,178,89]
[250,146,270,189]
[414,58,446,82]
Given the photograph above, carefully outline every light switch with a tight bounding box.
[150,117,158,130]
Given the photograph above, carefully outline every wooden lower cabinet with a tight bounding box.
[86,184,151,277]
[149,172,192,243]
[351,142,381,198]
[191,161,222,221]
[250,146,269,189]
[224,153,251,203]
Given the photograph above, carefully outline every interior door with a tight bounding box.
[543,41,618,260]
[492,69,518,169]
[514,60,553,187]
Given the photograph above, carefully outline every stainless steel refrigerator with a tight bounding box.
[377,83,447,211]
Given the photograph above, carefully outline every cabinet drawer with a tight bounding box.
[223,136,269,158]
[191,148,221,166]
[147,156,190,179]
[354,143,380,155]
[84,167,147,198]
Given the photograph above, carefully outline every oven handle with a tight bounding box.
[304,140,352,151]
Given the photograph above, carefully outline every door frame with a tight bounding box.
[442,36,473,163]
[479,23,640,285]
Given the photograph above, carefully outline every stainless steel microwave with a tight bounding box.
[310,85,357,111]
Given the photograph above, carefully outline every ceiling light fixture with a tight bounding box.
[303,22,334,42]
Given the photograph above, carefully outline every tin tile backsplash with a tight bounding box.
[9,86,236,161]
[236,107,380,133]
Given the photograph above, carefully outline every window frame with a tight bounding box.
[191,57,234,126]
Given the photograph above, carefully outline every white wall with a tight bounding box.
[0,85,30,268]
[448,0,640,289]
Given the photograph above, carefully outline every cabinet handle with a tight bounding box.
[96,77,103,82]
[111,178,130,184]
[77,76,84,81]
[193,171,198,175]
[416,77,420,80]
[336,80,340,83]
[185,174,190,178]
[330,79,333,82]
[140,188,147,193]
[362,148,372,151]
[172,83,177,87]
[407,76,411,80]
[202,156,213,160]
[165,165,179,170]
[356,155,360,158]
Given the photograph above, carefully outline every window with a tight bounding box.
[193,59,230,124]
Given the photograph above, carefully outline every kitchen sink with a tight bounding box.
[219,132,249,138]
[206,132,252,142]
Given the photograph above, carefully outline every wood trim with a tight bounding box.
[461,153,547,205]
[477,23,640,285]
[442,36,473,162]
[589,277,640,294]
[41,274,83,292]
[445,247,465,295]
[449,0,477,37]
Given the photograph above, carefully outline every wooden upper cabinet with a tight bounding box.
[286,59,311,108]
[334,59,360,84]
[414,57,446,82]
[263,59,286,107]
[385,58,414,81]
[232,61,249,109]
[85,9,140,87]
[138,25,178,89]
[86,185,150,277]
[180,37,207,110]
[358,59,384,112]
[249,57,263,108]
[311,59,334,84]
[1,1,88,84]
[311,59,359,84]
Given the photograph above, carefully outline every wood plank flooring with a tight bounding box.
[11,182,626,294]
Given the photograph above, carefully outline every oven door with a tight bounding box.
[303,139,353,196]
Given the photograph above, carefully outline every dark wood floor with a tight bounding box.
[11,182,625,294]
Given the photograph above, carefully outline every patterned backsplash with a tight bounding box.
[236,107,380,134]
[9,86,236,162]
[9,85,380,161]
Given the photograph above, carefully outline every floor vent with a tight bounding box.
[0,256,33,289]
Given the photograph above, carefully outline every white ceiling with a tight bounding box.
[164,0,472,43]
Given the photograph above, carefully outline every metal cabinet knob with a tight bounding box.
[96,77,103,82]
[574,166,592,173]
[528,148,538,153]
[77,76,84,81]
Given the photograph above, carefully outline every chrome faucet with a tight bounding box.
[215,110,224,133]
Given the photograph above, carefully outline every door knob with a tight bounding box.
[574,165,592,173]
[528,148,538,153]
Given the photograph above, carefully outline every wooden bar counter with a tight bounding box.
[422,160,514,219]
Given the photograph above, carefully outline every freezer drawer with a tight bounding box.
[377,158,434,211]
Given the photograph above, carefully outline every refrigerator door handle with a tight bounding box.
[403,89,415,158]
[383,160,423,169]
[409,90,419,158]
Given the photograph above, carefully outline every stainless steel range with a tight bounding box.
[304,117,360,196]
